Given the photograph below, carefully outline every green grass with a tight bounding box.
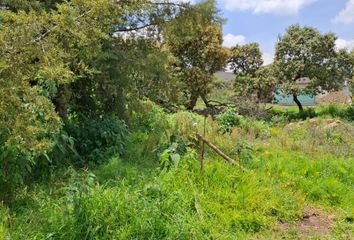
[1,107,354,239]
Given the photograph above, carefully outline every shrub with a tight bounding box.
[0,205,9,238]
[0,130,37,198]
[234,141,254,166]
[65,116,128,166]
[344,105,354,121]
[268,115,288,125]
[217,108,242,133]
[240,118,271,139]
[159,142,181,172]
[46,129,79,167]
[131,100,170,134]
[233,98,272,119]
[169,111,202,147]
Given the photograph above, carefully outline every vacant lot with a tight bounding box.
[1,104,353,239]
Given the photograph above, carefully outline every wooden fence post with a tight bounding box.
[196,132,245,171]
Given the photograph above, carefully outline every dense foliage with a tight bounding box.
[228,43,276,103]
[274,25,354,112]
[165,0,228,109]
[229,43,264,76]
[0,0,221,189]
[1,1,354,239]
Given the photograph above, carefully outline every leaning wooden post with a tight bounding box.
[200,114,207,171]
[196,132,245,171]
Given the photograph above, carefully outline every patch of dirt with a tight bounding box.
[285,118,343,130]
[298,208,336,236]
[277,208,337,237]
[316,91,352,105]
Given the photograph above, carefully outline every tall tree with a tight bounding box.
[0,0,189,187]
[0,0,136,187]
[349,50,354,95]
[0,0,188,153]
[232,65,277,103]
[228,42,274,103]
[229,43,263,77]
[164,0,228,110]
[274,25,354,112]
[1,0,63,12]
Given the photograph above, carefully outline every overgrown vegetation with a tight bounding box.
[1,102,354,239]
[1,0,354,239]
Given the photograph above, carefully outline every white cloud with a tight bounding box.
[334,0,354,24]
[263,53,274,66]
[335,38,354,50]
[155,0,194,4]
[219,0,317,15]
[172,0,195,3]
[223,33,246,48]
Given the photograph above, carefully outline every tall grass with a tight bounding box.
[1,103,354,239]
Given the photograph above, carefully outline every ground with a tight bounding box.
[1,105,353,239]
[1,78,354,239]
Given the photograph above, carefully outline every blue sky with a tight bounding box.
[194,0,354,65]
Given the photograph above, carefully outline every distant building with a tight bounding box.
[274,78,316,105]
[215,71,352,105]
[274,78,352,105]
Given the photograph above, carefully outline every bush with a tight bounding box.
[345,105,354,121]
[0,205,9,238]
[65,116,128,166]
[234,141,254,166]
[131,100,170,134]
[0,129,39,198]
[123,101,177,166]
[169,111,202,148]
[299,108,316,119]
[316,104,354,121]
[217,108,242,133]
[240,118,271,139]
[233,98,273,120]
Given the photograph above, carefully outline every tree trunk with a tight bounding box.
[53,85,71,121]
[201,94,211,108]
[293,94,303,113]
[53,97,68,121]
[187,93,199,110]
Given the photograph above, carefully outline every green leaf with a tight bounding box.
[170,153,181,169]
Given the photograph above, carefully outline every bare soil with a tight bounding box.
[277,208,336,237]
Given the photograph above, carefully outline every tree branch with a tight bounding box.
[115,23,156,32]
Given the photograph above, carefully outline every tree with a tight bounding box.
[1,0,63,12]
[164,0,228,110]
[253,65,277,103]
[274,25,354,112]
[232,65,277,103]
[344,49,354,96]
[229,43,263,77]
[0,0,138,189]
[0,0,190,151]
[228,43,274,103]
[0,0,190,189]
